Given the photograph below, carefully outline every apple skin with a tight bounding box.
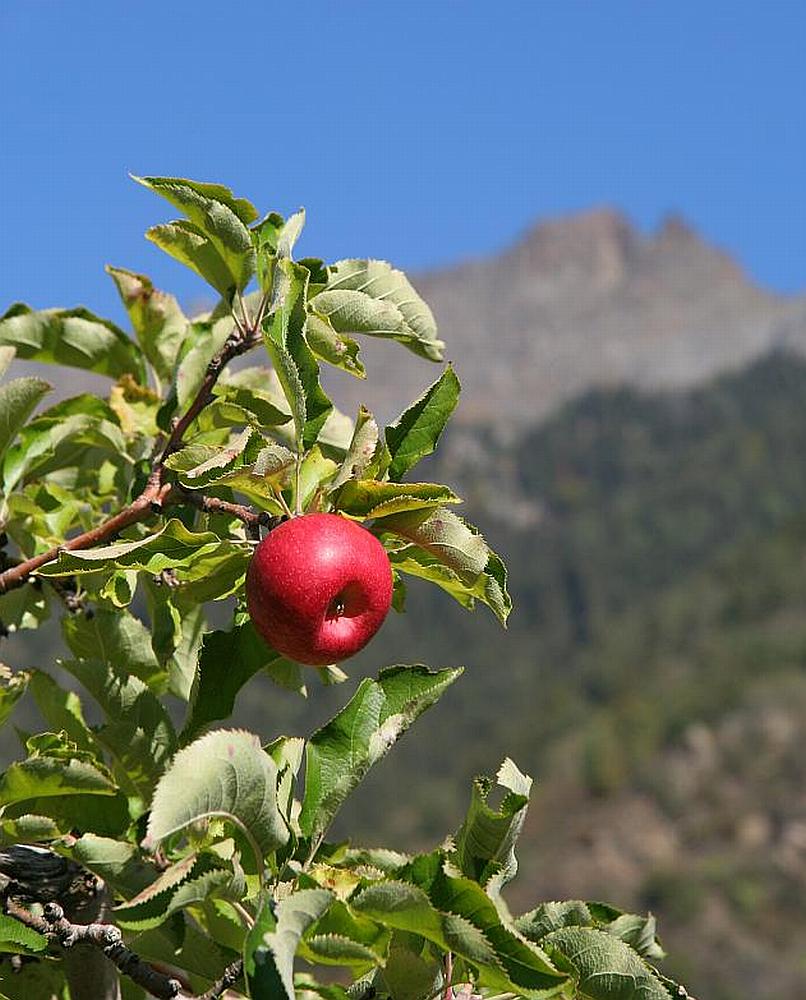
[246,512,394,666]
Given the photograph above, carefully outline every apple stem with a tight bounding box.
[294,455,302,516]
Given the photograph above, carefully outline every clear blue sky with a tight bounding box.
[1,1,805,322]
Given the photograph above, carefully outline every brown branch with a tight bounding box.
[172,487,285,541]
[158,327,262,464]
[0,486,169,596]
[0,323,264,599]
[197,957,244,999]
[1,847,244,999]
[5,897,181,999]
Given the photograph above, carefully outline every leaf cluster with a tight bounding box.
[0,178,690,999]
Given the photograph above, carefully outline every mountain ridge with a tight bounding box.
[331,207,806,426]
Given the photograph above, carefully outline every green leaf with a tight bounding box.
[0,345,16,378]
[515,901,596,942]
[164,427,255,488]
[28,670,94,751]
[145,589,206,701]
[182,621,303,744]
[0,754,117,806]
[115,853,232,931]
[306,312,365,379]
[137,176,259,225]
[263,259,332,451]
[543,927,670,1000]
[0,912,47,955]
[385,366,460,481]
[59,658,176,805]
[174,316,233,411]
[603,912,666,962]
[0,814,65,845]
[145,728,289,861]
[297,445,338,509]
[244,889,333,1000]
[313,259,444,361]
[135,175,257,294]
[63,608,165,689]
[0,585,49,632]
[331,407,379,490]
[377,508,489,583]
[453,758,531,891]
[299,665,462,843]
[380,944,442,1000]
[0,304,145,381]
[3,408,130,492]
[351,879,509,982]
[213,382,291,428]
[106,266,189,382]
[402,859,566,997]
[383,518,513,628]
[333,481,461,520]
[0,376,51,461]
[67,833,160,898]
[146,220,237,299]
[38,520,250,603]
[0,666,29,729]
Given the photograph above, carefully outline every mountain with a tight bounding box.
[332,209,806,426]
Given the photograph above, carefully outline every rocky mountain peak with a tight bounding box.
[335,208,806,427]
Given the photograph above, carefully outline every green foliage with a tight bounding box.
[0,176,688,1000]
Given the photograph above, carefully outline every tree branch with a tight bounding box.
[171,486,285,541]
[158,326,262,464]
[0,323,265,598]
[5,897,181,999]
[1,847,245,999]
[197,958,244,1000]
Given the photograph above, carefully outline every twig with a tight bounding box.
[158,326,262,466]
[5,898,181,999]
[197,957,244,999]
[172,487,280,531]
[0,486,170,595]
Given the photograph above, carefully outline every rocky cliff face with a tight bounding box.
[333,209,806,426]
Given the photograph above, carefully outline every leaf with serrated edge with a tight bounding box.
[0,755,117,805]
[307,312,366,379]
[543,926,670,1000]
[145,729,288,863]
[376,508,489,584]
[0,304,145,381]
[331,408,379,489]
[0,912,47,954]
[334,481,460,520]
[263,258,332,451]
[59,658,176,804]
[299,665,462,843]
[244,888,333,1000]
[453,758,531,892]
[106,266,188,382]
[182,621,300,744]
[386,366,460,481]
[316,259,444,361]
[135,175,256,292]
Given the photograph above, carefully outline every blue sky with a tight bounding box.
[1,1,805,321]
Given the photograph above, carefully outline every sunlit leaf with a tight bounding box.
[0,303,145,381]
[145,728,288,860]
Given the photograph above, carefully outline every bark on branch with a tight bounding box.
[1,847,244,999]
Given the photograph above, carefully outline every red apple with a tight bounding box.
[246,512,393,665]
